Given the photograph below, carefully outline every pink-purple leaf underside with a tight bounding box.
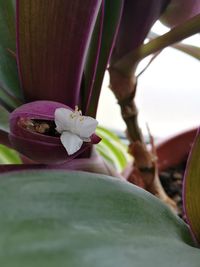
[16,0,101,108]
[0,152,110,175]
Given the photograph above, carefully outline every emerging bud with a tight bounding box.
[9,101,100,164]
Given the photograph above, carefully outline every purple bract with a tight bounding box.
[9,101,100,164]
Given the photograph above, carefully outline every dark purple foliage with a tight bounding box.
[16,0,102,108]
[110,0,170,64]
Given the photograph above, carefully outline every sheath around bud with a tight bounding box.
[9,101,100,164]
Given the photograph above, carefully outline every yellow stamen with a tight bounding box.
[70,106,83,120]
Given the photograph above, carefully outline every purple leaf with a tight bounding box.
[83,1,104,114]
[0,150,119,177]
[110,0,170,65]
[161,0,200,27]
[16,0,101,108]
[86,0,124,117]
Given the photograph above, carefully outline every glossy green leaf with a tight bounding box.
[0,170,199,266]
[0,105,9,132]
[0,144,21,164]
[183,130,200,244]
[87,0,124,117]
[0,0,22,101]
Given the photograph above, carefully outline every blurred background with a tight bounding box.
[97,21,200,139]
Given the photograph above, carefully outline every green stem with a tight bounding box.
[172,43,200,61]
[149,31,200,61]
[114,14,200,76]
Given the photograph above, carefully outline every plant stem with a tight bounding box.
[108,68,177,212]
[108,67,143,142]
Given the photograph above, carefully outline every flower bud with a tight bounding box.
[9,101,99,164]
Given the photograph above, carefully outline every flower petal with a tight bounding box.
[78,116,98,138]
[55,107,98,138]
[60,132,83,155]
[54,108,73,133]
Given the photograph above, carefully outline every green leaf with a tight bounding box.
[95,141,115,165]
[0,144,21,164]
[0,1,22,101]
[0,170,199,266]
[0,87,22,110]
[0,105,9,132]
[183,130,200,244]
[97,126,126,143]
[96,126,130,172]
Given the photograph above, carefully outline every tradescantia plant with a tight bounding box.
[0,0,200,266]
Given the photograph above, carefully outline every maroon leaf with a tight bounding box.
[16,0,101,108]
[86,0,124,117]
[0,164,44,173]
[83,1,104,114]
[110,0,170,65]
[161,0,200,27]
[0,149,120,177]
[156,128,198,171]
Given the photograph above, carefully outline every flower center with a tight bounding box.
[18,118,60,137]
[70,106,84,122]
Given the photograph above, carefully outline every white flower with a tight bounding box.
[54,106,98,155]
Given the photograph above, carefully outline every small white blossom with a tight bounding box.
[54,106,98,155]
